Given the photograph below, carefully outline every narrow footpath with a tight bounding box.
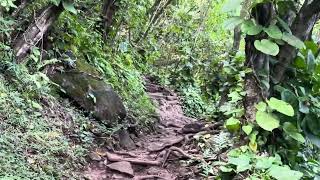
[83,78,220,180]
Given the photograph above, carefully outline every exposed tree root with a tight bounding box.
[148,136,184,152]
[133,175,165,180]
[163,122,183,128]
[162,146,201,167]
[105,152,161,166]
[113,151,138,158]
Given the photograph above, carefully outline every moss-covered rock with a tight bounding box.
[48,69,126,125]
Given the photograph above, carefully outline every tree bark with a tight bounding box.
[231,0,251,54]
[273,0,320,83]
[102,0,117,40]
[244,2,274,121]
[13,4,64,63]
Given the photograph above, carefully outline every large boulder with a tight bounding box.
[48,60,126,124]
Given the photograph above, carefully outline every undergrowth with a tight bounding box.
[0,62,117,179]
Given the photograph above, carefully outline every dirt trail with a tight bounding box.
[84,78,208,180]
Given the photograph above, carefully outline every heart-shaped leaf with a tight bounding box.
[254,39,279,56]
[242,20,263,35]
[268,97,295,117]
[255,102,267,112]
[223,17,244,30]
[264,25,282,39]
[229,154,251,172]
[226,117,241,132]
[268,165,303,180]
[242,125,253,135]
[256,111,280,131]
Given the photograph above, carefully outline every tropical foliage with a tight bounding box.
[1,0,320,179]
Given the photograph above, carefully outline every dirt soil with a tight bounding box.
[83,78,213,180]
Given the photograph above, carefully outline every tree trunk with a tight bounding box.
[244,2,274,121]
[137,0,173,42]
[13,4,64,63]
[147,0,162,17]
[231,0,251,54]
[102,0,117,40]
[273,0,320,83]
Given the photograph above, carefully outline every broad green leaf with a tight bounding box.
[62,1,77,14]
[226,117,241,132]
[254,39,279,56]
[268,165,303,180]
[220,166,233,172]
[268,97,295,116]
[51,0,62,6]
[256,157,274,170]
[242,125,253,135]
[255,102,267,112]
[228,154,251,172]
[282,33,305,49]
[264,25,282,39]
[222,0,242,12]
[281,89,298,109]
[242,20,263,35]
[256,111,280,131]
[223,17,244,30]
[276,17,292,34]
[283,122,305,143]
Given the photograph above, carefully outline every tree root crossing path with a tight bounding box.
[83,78,221,180]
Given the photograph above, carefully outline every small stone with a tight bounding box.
[107,161,134,176]
[89,152,102,161]
[103,159,108,166]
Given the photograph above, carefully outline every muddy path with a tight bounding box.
[83,78,222,180]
